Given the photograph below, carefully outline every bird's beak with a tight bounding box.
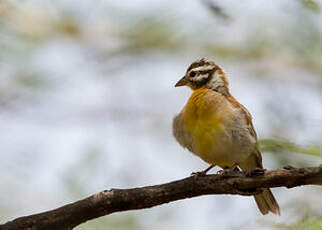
[175,76,188,87]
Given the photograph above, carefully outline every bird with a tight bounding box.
[172,58,280,215]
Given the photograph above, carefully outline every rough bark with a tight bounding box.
[1,166,322,230]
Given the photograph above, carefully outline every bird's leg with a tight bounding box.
[191,164,215,177]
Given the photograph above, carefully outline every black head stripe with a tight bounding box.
[197,69,215,75]
[194,77,210,88]
[187,58,216,72]
[187,62,202,72]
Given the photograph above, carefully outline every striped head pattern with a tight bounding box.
[175,58,229,95]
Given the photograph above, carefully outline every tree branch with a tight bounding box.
[1,166,322,230]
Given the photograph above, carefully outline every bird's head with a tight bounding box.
[175,58,229,95]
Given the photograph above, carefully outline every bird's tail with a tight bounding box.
[240,149,280,215]
[254,188,280,215]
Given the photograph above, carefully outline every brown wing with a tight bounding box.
[227,94,262,169]
[227,94,258,141]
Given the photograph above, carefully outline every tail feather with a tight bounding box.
[254,188,280,215]
[240,150,280,215]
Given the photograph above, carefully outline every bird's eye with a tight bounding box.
[190,71,197,77]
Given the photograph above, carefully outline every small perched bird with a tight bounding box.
[173,58,280,215]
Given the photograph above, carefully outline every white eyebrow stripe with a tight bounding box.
[191,74,208,82]
[189,65,214,72]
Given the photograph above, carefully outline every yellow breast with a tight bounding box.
[182,88,225,163]
[174,88,256,168]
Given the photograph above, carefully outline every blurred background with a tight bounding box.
[0,0,322,229]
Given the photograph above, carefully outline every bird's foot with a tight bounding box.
[191,164,215,178]
[191,171,207,178]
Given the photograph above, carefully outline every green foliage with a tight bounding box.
[260,138,322,157]
[1,1,322,76]
[276,218,322,230]
[300,0,320,13]
[13,73,47,88]
[260,138,322,168]
[206,37,276,60]
[120,17,183,54]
